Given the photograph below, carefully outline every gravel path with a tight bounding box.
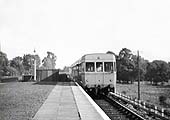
[0,82,55,120]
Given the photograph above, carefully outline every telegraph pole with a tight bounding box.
[137,50,140,100]
[34,49,36,81]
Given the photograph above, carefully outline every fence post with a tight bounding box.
[127,96,130,101]
[143,102,146,109]
[134,99,137,105]
[131,97,134,104]
[161,108,164,117]
[119,93,122,98]
[154,106,158,114]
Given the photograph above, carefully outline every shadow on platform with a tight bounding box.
[33,71,76,86]
[33,81,58,85]
[33,81,76,86]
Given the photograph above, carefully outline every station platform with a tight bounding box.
[32,82,110,120]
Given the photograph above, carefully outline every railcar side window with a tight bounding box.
[86,62,94,72]
[104,62,113,72]
[96,62,103,72]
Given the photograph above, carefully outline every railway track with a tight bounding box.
[89,93,147,120]
[94,98,130,120]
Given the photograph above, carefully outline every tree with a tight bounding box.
[42,51,56,69]
[0,51,8,76]
[4,66,19,76]
[117,48,136,83]
[0,51,8,67]
[23,54,41,74]
[106,51,117,57]
[23,54,34,74]
[132,54,148,82]
[145,60,169,85]
[10,56,24,75]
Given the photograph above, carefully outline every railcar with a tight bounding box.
[71,53,116,94]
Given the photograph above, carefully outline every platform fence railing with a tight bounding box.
[109,92,170,120]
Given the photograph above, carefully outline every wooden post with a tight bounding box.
[134,99,137,105]
[154,106,158,114]
[161,108,164,117]
[34,59,36,81]
[143,102,146,109]
[34,49,36,81]
[137,50,140,100]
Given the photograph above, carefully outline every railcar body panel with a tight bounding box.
[71,53,116,93]
[95,72,104,86]
[84,73,96,87]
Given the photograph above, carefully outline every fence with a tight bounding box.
[109,92,170,120]
[0,76,19,82]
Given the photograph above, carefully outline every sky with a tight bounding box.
[0,0,170,69]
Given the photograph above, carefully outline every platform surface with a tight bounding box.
[33,82,110,120]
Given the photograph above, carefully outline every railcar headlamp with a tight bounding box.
[110,84,114,88]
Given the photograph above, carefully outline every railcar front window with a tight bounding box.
[104,62,113,72]
[86,62,94,72]
[96,62,103,72]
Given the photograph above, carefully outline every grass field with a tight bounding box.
[116,83,170,109]
[0,82,55,120]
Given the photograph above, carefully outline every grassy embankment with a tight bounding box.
[0,81,55,120]
[116,83,170,110]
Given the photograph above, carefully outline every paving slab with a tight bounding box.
[33,82,110,120]
[33,84,80,120]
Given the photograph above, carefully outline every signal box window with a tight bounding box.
[96,62,103,72]
[104,62,113,72]
[86,62,94,72]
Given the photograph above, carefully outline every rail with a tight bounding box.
[109,92,170,120]
[98,94,146,120]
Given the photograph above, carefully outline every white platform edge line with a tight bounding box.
[74,82,111,120]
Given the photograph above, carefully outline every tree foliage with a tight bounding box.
[0,51,8,76]
[0,51,8,67]
[23,54,41,74]
[116,48,136,83]
[115,48,169,85]
[109,48,148,84]
[145,60,169,85]
[42,51,56,69]
[10,56,24,75]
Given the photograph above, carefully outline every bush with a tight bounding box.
[121,91,127,95]
[159,95,167,105]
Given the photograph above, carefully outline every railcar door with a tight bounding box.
[85,62,96,86]
[95,62,104,86]
[104,62,115,86]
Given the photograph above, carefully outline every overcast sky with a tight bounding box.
[0,0,170,68]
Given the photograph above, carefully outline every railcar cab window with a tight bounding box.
[86,62,94,72]
[104,62,113,72]
[79,63,84,72]
[96,62,103,72]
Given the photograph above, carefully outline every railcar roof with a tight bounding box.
[71,53,116,67]
[82,53,115,60]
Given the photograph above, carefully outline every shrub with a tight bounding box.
[121,91,127,95]
[159,95,167,105]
